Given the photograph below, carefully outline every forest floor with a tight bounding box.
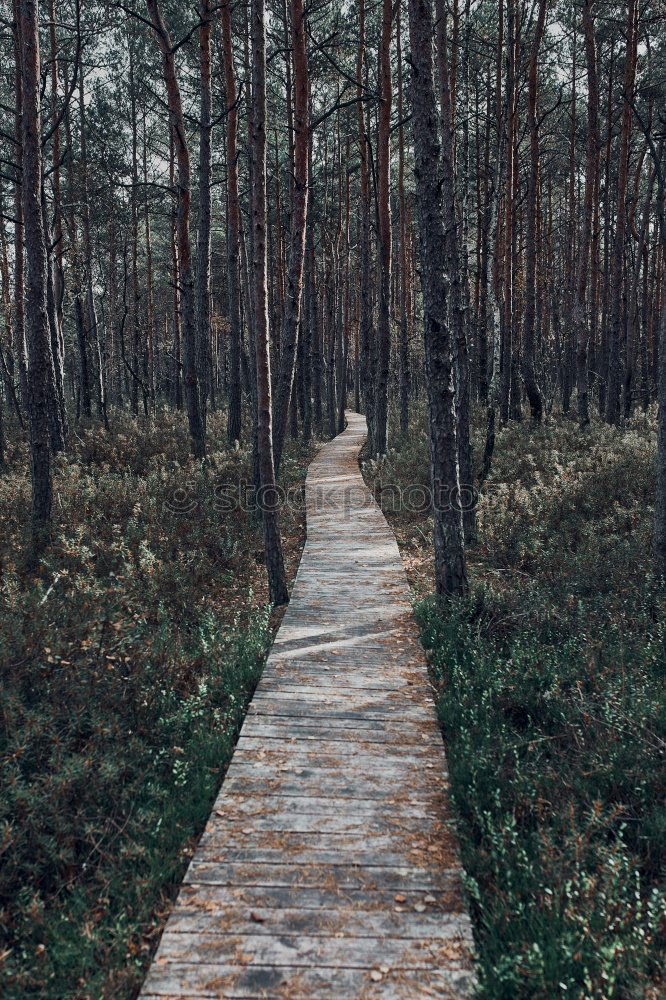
[363,404,665,999]
[2,405,664,1000]
[0,411,321,999]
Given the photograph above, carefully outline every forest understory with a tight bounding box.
[364,402,665,999]
[0,400,663,998]
[0,411,318,998]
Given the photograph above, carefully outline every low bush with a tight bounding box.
[365,404,666,999]
[0,410,315,998]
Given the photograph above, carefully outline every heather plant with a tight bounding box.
[0,411,314,998]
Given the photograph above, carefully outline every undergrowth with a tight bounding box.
[0,409,315,998]
[365,405,666,999]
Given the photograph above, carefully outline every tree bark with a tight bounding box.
[147,0,206,458]
[196,0,213,430]
[606,0,638,424]
[407,0,468,597]
[12,0,29,411]
[522,0,546,422]
[356,0,374,447]
[19,0,53,560]
[250,0,289,605]
[574,0,601,429]
[78,67,108,430]
[396,8,410,435]
[220,0,243,444]
[434,0,474,541]
[373,0,393,456]
[272,0,309,477]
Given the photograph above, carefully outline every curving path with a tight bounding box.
[141,412,474,998]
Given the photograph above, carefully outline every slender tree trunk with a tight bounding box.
[625,168,655,418]
[500,0,517,424]
[523,0,546,422]
[574,0,600,429]
[273,0,309,476]
[250,0,288,604]
[169,130,183,410]
[373,0,393,456]
[220,0,242,443]
[12,0,29,411]
[147,0,206,458]
[142,112,156,410]
[19,0,53,560]
[46,0,67,445]
[78,68,108,430]
[654,158,666,577]
[196,0,213,430]
[606,0,638,424]
[435,0,474,541]
[407,0,468,597]
[397,9,410,435]
[656,282,666,579]
[128,28,141,415]
[356,0,374,445]
[337,162,350,433]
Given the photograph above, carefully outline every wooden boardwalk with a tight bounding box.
[141,412,474,998]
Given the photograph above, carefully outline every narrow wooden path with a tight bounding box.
[141,412,474,998]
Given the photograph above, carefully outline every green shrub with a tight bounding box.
[366,402,666,998]
[0,410,314,998]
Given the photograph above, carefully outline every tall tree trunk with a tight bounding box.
[78,68,108,430]
[373,0,393,456]
[272,0,309,476]
[12,0,29,411]
[46,0,67,445]
[250,0,288,604]
[19,0,53,560]
[656,282,666,579]
[220,0,243,444]
[574,0,600,429]
[523,0,546,422]
[147,0,206,458]
[654,149,666,577]
[500,0,517,424]
[142,112,156,410]
[397,8,410,435]
[128,28,141,415]
[356,0,374,445]
[606,0,638,424]
[196,0,213,431]
[407,0,468,597]
[625,167,654,418]
[435,0,474,541]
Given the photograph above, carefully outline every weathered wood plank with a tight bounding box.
[165,903,468,938]
[152,930,473,970]
[184,861,455,892]
[141,962,473,998]
[139,413,474,998]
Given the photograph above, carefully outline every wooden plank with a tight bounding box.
[235,736,439,756]
[165,903,468,938]
[139,413,474,998]
[152,930,473,970]
[171,884,466,914]
[141,963,473,998]
[184,861,456,892]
